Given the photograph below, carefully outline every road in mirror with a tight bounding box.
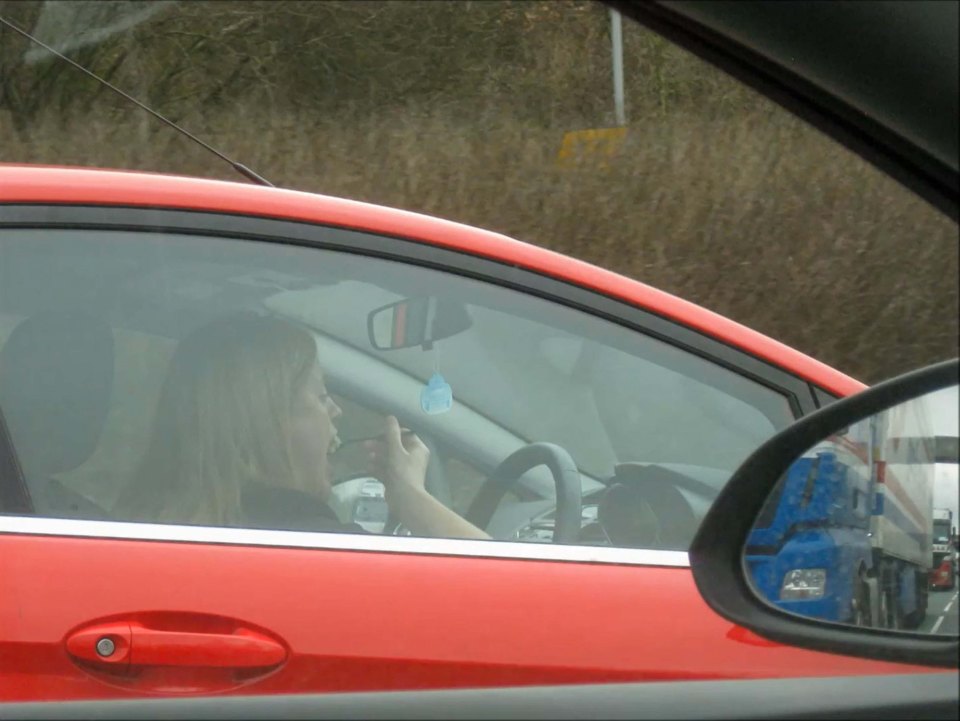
[744,384,959,635]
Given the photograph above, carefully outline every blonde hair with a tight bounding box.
[115,314,317,526]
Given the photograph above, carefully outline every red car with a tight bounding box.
[0,163,934,701]
[1,0,955,707]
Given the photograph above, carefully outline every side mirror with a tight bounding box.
[690,358,959,668]
[367,296,472,351]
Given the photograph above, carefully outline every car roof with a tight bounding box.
[0,163,864,396]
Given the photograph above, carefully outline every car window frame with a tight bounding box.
[0,203,819,566]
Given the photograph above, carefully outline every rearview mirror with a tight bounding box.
[690,359,959,668]
[367,296,472,351]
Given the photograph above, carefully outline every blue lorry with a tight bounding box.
[745,403,936,630]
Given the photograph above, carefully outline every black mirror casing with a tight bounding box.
[689,358,959,668]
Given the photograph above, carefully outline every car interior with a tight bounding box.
[0,224,796,548]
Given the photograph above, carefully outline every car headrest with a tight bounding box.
[0,311,115,478]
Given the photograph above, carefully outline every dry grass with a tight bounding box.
[1,0,956,384]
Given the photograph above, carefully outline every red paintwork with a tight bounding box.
[0,535,931,701]
[0,164,865,397]
[2,164,910,703]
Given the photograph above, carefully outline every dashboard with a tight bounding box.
[331,462,732,550]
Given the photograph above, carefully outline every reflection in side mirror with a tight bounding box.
[367,296,473,351]
[744,384,958,635]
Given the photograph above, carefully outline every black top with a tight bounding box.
[242,484,367,534]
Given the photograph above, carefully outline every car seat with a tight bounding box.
[598,463,700,550]
[0,311,114,519]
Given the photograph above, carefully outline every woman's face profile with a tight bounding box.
[288,364,342,500]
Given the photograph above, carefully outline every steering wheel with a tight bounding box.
[465,443,583,544]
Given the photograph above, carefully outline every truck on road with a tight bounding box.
[746,394,936,630]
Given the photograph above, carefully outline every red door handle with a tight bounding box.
[67,617,287,669]
[128,623,286,667]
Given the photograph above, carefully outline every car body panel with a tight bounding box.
[0,530,930,701]
[5,673,959,721]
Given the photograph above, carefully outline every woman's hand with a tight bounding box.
[365,415,429,496]
[365,415,490,541]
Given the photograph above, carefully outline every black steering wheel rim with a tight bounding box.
[465,442,583,544]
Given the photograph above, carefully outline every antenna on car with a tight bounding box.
[0,15,274,188]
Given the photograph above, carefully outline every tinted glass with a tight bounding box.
[0,227,794,547]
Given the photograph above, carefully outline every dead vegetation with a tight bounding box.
[1,0,956,383]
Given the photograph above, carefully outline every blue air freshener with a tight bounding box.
[420,372,453,415]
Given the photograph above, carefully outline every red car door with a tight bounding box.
[3,523,928,701]
[0,185,930,702]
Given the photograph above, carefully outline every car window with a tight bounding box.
[0,226,794,549]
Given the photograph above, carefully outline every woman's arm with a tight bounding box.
[367,416,491,541]
[386,482,490,540]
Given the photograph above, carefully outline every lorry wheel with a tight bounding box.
[902,574,928,629]
[880,588,900,630]
[902,603,924,629]
[852,583,871,627]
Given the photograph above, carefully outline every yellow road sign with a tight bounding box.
[557,127,628,167]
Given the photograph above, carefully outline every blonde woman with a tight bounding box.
[115,314,488,540]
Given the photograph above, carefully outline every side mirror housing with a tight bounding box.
[690,358,959,668]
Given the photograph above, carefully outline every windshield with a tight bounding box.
[934,521,952,543]
[264,258,795,482]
